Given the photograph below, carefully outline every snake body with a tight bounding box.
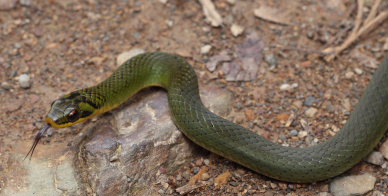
[32,52,388,182]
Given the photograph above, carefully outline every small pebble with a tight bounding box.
[298,131,308,138]
[201,173,210,181]
[354,68,363,75]
[265,54,277,66]
[18,74,31,89]
[200,45,212,54]
[1,82,12,90]
[279,83,298,91]
[366,151,385,166]
[345,71,354,79]
[303,96,315,106]
[229,181,238,187]
[193,167,200,174]
[305,107,318,117]
[290,130,298,137]
[203,159,210,165]
[230,24,244,37]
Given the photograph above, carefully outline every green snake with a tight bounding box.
[26,52,388,183]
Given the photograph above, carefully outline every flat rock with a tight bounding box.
[77,84,233,195]
[330,173,376,196]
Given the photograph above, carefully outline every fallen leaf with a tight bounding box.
[222,33,264,81]
[214,170,231,186]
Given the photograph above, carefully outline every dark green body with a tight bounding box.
[71,52,388,182]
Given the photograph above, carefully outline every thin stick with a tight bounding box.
[365,0,382,24]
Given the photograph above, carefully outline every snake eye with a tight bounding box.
[67,109,80,122]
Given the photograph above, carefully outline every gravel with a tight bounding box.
[18,74,31,89]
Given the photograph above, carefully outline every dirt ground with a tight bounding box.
[0,0,387,195]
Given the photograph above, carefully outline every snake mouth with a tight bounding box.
[24,124,51,160]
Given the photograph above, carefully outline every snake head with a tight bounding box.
[25,91,98,160]
[45,91,97,128]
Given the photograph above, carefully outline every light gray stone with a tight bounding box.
[366,151,385,166]
[18,74,31,89]
[330,173,376,196]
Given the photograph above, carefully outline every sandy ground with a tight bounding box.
[0,0,387,195]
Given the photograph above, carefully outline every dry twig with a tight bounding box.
[322,0,388,61]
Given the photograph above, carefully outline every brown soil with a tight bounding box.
[0,0,387,195]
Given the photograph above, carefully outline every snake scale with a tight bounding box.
[26,52,388,183]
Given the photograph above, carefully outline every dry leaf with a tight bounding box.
[254,5,291,25]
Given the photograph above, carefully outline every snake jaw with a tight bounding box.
[24,124,51,160]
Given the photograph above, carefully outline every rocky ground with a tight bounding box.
[0,0,388,195]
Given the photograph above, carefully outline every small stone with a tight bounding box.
[201,173,210,181]
[158,189,165,194]
[305,107,318,117]
[354,68,363,75]
[200,45,212,54]
[0,0,17,10]
[298,131,308,138]
[195,159,203,166]
[265,54,277,66]
[330,173,376,196]
[366,151,385,166]
[117,48,145,66]
[380,139,388,159]
[304,96,315,106]
[290,130,298,137]
[280,83,298,91]
[1,82,12,90]
[229,181,238,187]
[18,74,31,89]
[203,159,210,165]
[230,24,244,37]
[345,71,354,79]
[159,0,167,4]
[193,167,200,174]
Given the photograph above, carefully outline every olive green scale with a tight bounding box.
[73,52,388,182]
